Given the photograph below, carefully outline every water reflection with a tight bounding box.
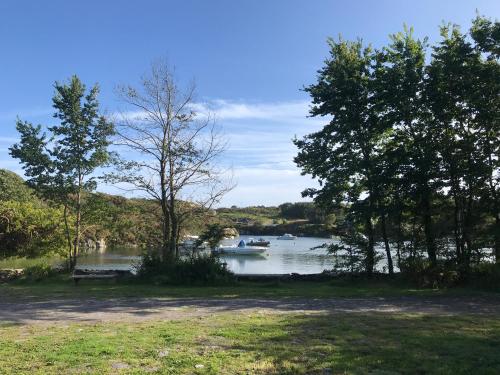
[76,235,395,274]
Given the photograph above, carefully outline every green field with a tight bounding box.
[1,312,499,374]
[2,277,500,374]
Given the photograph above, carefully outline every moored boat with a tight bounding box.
[215,240,268,255]
[277,233,296,240]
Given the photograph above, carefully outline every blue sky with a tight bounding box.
[1,0,499,206]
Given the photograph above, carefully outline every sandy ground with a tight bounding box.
[1,295,499,324]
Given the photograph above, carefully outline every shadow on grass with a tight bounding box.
[215,312,500,374]
[1,289,499,325]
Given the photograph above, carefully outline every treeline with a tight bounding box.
[295,16,499,278]
[278,202,338,225]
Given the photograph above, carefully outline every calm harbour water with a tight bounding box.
[76,235,393,275]
[77,236,394,275]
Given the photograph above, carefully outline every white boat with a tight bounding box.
[215,240,268,255]
[180,235,207,250]
[277,233,296,240]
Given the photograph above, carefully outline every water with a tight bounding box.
[76,235,337,275]
[218,235,335,274]
[76,235,396,274]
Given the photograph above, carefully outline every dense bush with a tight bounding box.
[400,258,460,288]
[23,264,57,281]
[469,263,500,290]
[137,253,234,285]
[0,200,68,258]
[0,169,34,202]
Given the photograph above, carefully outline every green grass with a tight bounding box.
[0,255,64,270]
[2,275,498,301]
[1,312,499,374]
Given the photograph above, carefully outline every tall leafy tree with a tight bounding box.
[426,25,492,268]
[10,76,114,269]
[294,38,382,275]
[470,16,500,263]
[375,28,442,267]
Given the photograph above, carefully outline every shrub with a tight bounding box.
[23,264,56,281]
[400,257,460,288]
[469,263,500,290]
[137,253,234,285]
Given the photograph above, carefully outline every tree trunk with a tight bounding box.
[62,204,74,271]
[396,206,403,268]
[159,163,171,262]
[365,216,375,276]
[381,213,394,275]
[73,182,82,272]
[495,214,500,264]
[421,188,437,267]
[169,201,178,259]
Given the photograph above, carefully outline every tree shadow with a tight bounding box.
[215,312,500,374]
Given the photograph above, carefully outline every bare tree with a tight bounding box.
[108,62,233,260]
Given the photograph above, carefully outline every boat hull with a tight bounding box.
[216,246,267,255]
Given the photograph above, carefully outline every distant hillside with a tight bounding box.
[0,169,35,202]
[215,203,342,238]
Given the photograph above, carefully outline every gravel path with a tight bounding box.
[1,295,499,324]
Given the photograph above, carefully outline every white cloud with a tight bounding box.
[116,99,325,126]
[193,99,314,121]
[0,136,19,144]
[218,167,316,207]
[112,98,324,206]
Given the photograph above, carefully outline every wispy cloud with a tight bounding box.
[193,99,318,122]
[113,98,324,206]
[0,136,19,144]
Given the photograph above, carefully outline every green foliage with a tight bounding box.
[469,263,500,290]
[0,200,67,258]
[0,255,64,270]
[295,37,381,274]
[297,14,500,277]
[196,223,226,250]
[82,193,162,248]
[215,205,280,225]
[278,202,329,223]
[399,258,461,289]
[22,264,56,281]
[138,253,234,285]
[9,76,114,269]
[0,169,34,202]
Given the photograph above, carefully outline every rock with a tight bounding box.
[158,350,169,358]
[195,364,204,369]
[111,362,129,369]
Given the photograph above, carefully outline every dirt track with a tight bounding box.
[1,295,499,324]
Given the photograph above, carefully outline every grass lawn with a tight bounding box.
[1,312,499,374]
[2,275,498,301]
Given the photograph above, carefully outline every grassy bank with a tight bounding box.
[1,275,498,301]
[1,312,499,374]
[0,255,64,270]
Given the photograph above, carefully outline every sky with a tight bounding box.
[1,0,499,207]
